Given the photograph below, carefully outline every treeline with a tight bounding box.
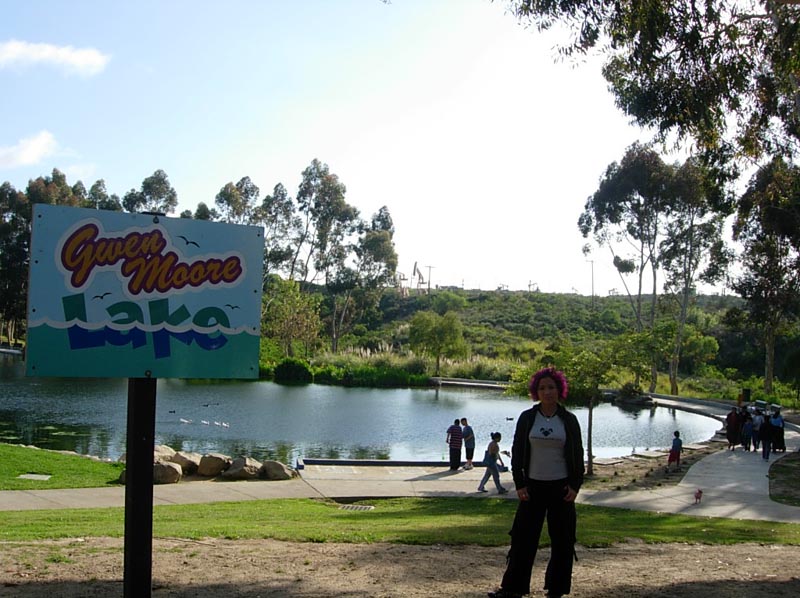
[0,160,398,354]
[3,150,800,404]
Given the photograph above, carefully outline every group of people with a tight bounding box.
[445,417,510,493]
[725,405,787,460]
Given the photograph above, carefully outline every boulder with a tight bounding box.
[153,444,177,462]
[119,444,177,464]
[170,451,202,475]
[118,461,183,485]
[197,453,232,477]
[222,456,263,480]
[153,461,182,484]
[260,460,296,480]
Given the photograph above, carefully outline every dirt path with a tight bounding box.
[1,537,799,597]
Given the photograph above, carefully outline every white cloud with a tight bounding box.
[0,131,58,168]
[0,39,110,77]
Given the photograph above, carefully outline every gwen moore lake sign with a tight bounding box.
[26,205,264,379]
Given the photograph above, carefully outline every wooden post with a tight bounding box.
[124,376,157,598]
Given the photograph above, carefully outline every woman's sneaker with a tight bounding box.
[497,488,509,494]
[477,487,488,492]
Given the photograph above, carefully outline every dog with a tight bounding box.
[694,489,703,504]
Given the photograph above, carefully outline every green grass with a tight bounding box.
[0,443,125,490]
[1,498,799,546]
[2,442,799,548]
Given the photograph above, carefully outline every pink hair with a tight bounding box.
[528,367,569,400]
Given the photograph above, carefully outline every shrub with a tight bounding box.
[273,358,313,384]
[618,382,643,400]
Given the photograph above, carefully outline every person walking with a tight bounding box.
[488,367,584,598]
[725,407,740,451]
[461,417,476,469]
[760,414,774,461]
[477,432,509,494]
[666,430,683,473]
[446,418,463,471]
[741,413,753,452]
[752,409,764,451]
[770,410,786,453]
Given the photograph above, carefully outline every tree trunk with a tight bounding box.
[669,355,679,396]
[649,361,658,394]
[648,260,659,393]
[765,325,776,394]
[586,394,595,476]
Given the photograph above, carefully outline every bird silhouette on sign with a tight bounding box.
[92,292,112,300]
[177,235,199,247]
[225,304,240,310]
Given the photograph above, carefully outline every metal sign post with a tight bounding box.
[123,376,157,598]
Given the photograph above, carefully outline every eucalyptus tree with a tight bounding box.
[215,176,260,224]
[257,183,297,279]
[192,201,219,221]
[501,1,800,179]
[288,159,356,284]
[659,158,731,394]
[732,157,800,393]
[0,182,28,343]
[25,168,81,207]
[325,207,398,353]
[87,180,123,211]
[122,169,178,214]
[579,143,671,390]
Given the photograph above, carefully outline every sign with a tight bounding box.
[26,205,264,378]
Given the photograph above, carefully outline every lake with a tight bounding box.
[0,369,721,464]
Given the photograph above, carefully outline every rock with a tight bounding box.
[119,444,177,464]
[118,461,183,485]
[153,444,177,462]
[170,451,202,475]
[222,456,263,480]
[260,460,296,480]
[197,453,232,477]
[153,461,182,484]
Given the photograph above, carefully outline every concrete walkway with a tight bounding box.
[1,398,798,523]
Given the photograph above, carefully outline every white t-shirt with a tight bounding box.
[528,411,568,481]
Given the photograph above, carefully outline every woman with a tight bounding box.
[477,432,509,494]
[488,367,584,598]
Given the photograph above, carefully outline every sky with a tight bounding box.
[0,0,709,297]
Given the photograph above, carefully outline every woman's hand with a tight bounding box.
[516,487,529,501]
[563,485,578,502]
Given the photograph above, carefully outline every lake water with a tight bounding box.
[0,367,721,464]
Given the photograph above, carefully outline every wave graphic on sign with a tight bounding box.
[28,317,259,336]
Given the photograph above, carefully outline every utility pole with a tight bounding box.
[425,265,434,292]
[587,260,595,311]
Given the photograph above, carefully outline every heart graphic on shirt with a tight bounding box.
[540,427,553,437]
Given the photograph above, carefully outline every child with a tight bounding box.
[666,430,683,473]
[477,432,508,494]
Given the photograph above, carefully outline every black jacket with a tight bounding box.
[510,403,585,493]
